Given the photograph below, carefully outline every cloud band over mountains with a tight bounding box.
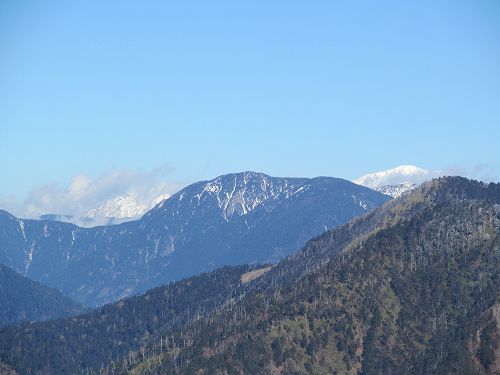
[0,163,497,222]
[1,165,182,220]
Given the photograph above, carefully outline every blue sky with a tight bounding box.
[1,0,499,214]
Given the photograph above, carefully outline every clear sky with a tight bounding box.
[1,0,500,215]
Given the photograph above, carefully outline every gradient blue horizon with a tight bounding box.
[1,0,500,199]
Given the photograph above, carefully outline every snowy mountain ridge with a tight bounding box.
[84,196,148,219]
[353,165,430,188]
[353,165,442,198]
[40,193,171,227]
[149,171,373,222]
[176,171,309,220]
[39,166,437,225]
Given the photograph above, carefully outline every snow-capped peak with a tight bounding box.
[148,171,312,222]
[353,165,431,189]
[84,196,148,219]
[84,193,173,220]
[39,193,173,227]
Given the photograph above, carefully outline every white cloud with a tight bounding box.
[3,164,184,219]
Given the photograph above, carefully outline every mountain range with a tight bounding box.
[0,171,389,307]
[1,177,498,374]
[34,164,433,225]
[39,193,171,227]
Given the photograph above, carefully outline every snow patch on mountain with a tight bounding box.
[198,172,285,220]
[374,183,418,198]
[161,171,309,221]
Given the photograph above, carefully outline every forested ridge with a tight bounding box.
[0,265,259,374]
[114,191,500,374]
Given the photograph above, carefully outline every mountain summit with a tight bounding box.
[353,165,431,188]
[84,195,148,219]
[353,165,443,198]
[40,193,172,227]
[85,194,172,220]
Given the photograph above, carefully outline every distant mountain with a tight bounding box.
[39,193,172,227]
[0,263,85,327]
[2,177,498,375]
[353,165,441,198]
[353,165,432,188]
[0,172,389,306]
[84,195,148,220]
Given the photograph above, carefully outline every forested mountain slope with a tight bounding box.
[1,177,498,374]
[0,263,85,327]
[0,265,259,374]
[116,178,500,375]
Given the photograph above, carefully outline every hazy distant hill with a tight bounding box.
[0,263,85,327]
